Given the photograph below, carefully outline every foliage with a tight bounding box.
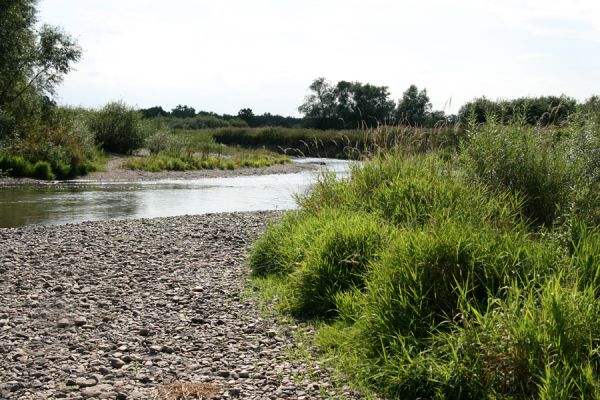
[88,101,146,153]
[395,84,432,126]
[140,105,168,118]
[249,115,600,399]
[170,104,196,118]
[298,77,397,129]
[122,152,288,172]
[458,96,577,126]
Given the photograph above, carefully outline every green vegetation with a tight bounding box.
[87,101,147,153]
[249,113,600,398]
[123,152,288,172]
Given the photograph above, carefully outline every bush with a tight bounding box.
[462,122,571,226]
[88,101,145,153]
[145,130,184,154]
[288,211,393,318]
[32,161,55,180]
[0,154,32,176]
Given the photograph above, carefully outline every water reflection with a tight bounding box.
[0,158,351,228]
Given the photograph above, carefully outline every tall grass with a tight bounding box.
[248,113,600,399]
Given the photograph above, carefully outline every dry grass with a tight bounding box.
[153,382,220,400]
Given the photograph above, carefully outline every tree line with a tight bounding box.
[141,78,596,131]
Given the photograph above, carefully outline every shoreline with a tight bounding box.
[0,212,358,399]
[0,156,319,186]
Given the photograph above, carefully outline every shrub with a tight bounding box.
[288,211,393,318]
[88,101,145,153]
[462,122,571,226]
[0,154,32,176]
[32,161,55,180]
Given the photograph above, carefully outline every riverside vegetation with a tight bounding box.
[248,110,600,399]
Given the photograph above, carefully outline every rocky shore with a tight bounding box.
[0,212,357,399]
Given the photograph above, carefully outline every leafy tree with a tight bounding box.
[298,77,337,129]
[299,78,395,129]
[140,106,168,118]
[238,108,255,125]
[395,85,432,126]
[0,0,81,137]
[171,104,196,118]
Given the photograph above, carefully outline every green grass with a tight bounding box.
[248,114,600,399]
[122,152,288,172]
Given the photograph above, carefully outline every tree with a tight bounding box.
[0,0,81,137]
[298,78,396,129]
[140,106,168,118]
[171,104,196,118]
[237,108,255,125]
[396,85,432,126]
[298,77,336,129]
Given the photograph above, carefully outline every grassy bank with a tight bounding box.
[171,126,463,159]
[123,152,288,172]
[248,114,600,398]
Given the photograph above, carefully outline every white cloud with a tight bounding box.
[38,0,600,115]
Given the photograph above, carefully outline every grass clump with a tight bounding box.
[249,114,600,399]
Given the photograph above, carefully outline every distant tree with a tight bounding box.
[171,104,196,118]
[298,77,337,129]
[581,95,600,114]
[0,0,81,137]
[333,81,395,128]
[395,85,432,126]
[299,78,395,129]
[238,108,255,124]
[457,97,498,124]
[458,96,577,125]
[140,106,168,118]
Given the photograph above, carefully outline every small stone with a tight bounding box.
[149,345,162,354]
[265,330,277,338]
[74,317,87,327]
[138,328,150,337]
[191,317,205,324]
[110,358,125,369]
[238,370,249,378]
[76,377,97,388]
[82,383,114,398]
[56,319,71,328]
[216,370,230,378]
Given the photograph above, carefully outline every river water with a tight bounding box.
[0,158,351,228]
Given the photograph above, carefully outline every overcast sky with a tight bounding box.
[38,0,600,116]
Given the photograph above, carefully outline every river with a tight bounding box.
[0,158,351,228]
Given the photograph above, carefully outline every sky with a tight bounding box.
[38,0,600,116]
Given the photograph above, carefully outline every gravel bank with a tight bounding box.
[0,212,357,399]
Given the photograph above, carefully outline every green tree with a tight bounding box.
[298,77,337,129]
[0,0,81,137]
[140,106,168,118]
[171,104,196,118]
[238,108,255,125]
[395,85,432,126]
[299,78,395,129]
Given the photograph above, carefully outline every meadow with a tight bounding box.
[248,112,600,399]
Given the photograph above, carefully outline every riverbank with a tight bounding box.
[0,212,358,399]
[0,156,318,186]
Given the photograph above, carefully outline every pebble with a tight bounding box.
[0,212,359,399]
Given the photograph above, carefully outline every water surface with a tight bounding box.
[0,158,351,228]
